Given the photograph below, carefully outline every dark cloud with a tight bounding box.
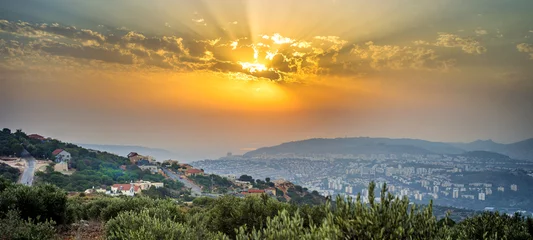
[35,42,135,65]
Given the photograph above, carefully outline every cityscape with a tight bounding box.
[193,151,533,214]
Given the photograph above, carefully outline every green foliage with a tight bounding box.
[2,173,533,240]
[0,181,68,224]
[441,212,533,240]
[238,174,254,183]
[235,209,341,240]
[189,174,232,193]
[0,210,57,240]
[142,186,176,199]
[0,162,20,182]
[105,208,227,240]
[206,194,291,238]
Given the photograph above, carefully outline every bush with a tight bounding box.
[0,183,67,224]
[0,210,56,240]
[441,212,533,240]
[105,209,227,240]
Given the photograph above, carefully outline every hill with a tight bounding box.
[244,137,465,157]
[452,138,533,161]
[0,128,185,194]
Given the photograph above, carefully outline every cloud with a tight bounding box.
[350,41,454,71]
[517,43,533,59]
[192,12,207,26]
[434,33,487,54]
[0,19,495,82]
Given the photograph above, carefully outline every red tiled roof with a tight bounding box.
[28,134,45,140]
[186,168,203,174]
[248,189,265,193]
[112,184,141,192]
[52,149,63,155]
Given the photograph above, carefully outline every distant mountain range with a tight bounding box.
[78,144,177,161]
[450,139,533,161]
[244,137,533,160]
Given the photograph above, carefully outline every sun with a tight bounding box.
[239,62,269,73]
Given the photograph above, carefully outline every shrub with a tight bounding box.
[0,210,56,240]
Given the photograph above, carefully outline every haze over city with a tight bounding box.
[1,0,533,160]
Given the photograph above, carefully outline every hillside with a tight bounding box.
[0,128,185,194]
[244,137,465,157]
[452,138,533,161]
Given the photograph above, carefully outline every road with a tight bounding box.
[162,168,202,196]
[19,149,36,186]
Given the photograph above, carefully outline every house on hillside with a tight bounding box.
[134,180,164,190]
[52,149,71,163]
[128,152,157,164]
[110,182,141,196]
[185,168,204,177]
[138,165,159,174]
[28,134,46,141]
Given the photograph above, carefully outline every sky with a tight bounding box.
[1,0,532,160]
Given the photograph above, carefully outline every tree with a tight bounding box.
[2,128,11,134]
[265,177,271,183]
[238,175,253,183]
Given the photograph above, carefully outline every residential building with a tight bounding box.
[52,149,71,163]
[138,165,159,174]
[185,168,204,176]
[246,189,266,196]
[111,182,141,196]
[28,134,46,141]
[134,180,164,190]
[478,192,486,201]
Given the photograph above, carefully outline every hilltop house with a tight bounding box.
[185,168,204,177]
[28,134,46,141]
[52,149,71,163]
[127,152,156,164]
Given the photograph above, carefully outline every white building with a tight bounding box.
[478,192,486,201]
[453,188,459,199]
[52,149,71,163]
[433,185,439,194]
[138,165,159,174]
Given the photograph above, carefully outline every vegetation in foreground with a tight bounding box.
[1,177,533,240]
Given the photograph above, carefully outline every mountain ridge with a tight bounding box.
[244,137,533,160]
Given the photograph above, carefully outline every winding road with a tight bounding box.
[162,168,202,196]
[19,149,36,186]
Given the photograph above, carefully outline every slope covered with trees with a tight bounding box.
[0,128,185,193]
[1,177,532,239]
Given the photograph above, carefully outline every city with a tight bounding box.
[193,151,533,214]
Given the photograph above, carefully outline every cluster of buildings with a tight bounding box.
[84,180,164,197]
[192,152,533,213]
